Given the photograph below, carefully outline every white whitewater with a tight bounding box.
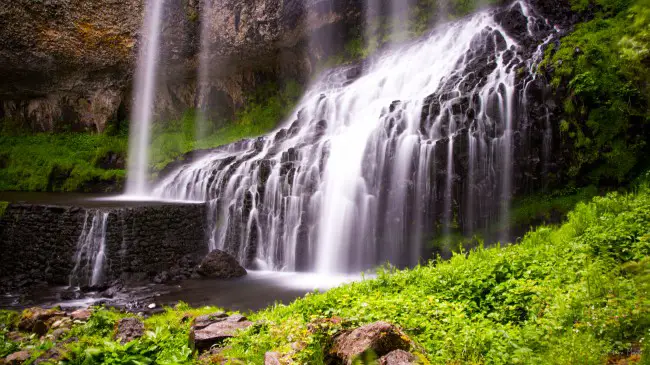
[125,0,166,196]
[70,211,110,287]
[154,1,555,273]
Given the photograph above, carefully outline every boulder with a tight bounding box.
[49,328,70,341]
[190,318,253,352]
[193,312,228,329]
[70,309,92,321]
[33,348,63,364]
[114,317,144,344]
[330,322,411,364]
[264,352,282,365]
[379,350,418,365]
[18,307,65,334]
[50,317,73,330]
[5,351,30,364]
[196,250,247,279]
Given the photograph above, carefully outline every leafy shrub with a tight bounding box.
[218,184,650,363]
[543,0,650,184]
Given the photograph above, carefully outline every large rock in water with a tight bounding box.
[330,322,412,364]
[196,250,247,279]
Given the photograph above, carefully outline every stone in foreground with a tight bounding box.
[196,250,247,279]
[115,317,145,344]
[330,321,411,364]
[5,350,30,364]
[379,349,418,365]
[70,308,92,321]
[193,312,228,330]
[264,352,282,365]
[190,316,253,352]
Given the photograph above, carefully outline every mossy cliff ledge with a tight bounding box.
[0,0,361,133]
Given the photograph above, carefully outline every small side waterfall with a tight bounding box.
[125,0,166,196]
[154,1,558,273]
[70,211,110,287]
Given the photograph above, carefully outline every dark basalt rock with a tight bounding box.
[196,249,247,279]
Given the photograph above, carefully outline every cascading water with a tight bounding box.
[154,1,557,273]
[70,211,110,287]
[195,0,217,141]
[125,0,166,196]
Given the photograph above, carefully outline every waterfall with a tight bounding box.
[70,211,110,287]
[125,0,166,196]
[154,1,557,273]
[196,0,216,140]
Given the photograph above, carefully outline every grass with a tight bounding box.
[2,176,650,364]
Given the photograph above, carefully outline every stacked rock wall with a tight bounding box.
[0,203,207,290]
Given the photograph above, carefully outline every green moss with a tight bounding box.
[149,80,302,172]
[543,0,650,184]
[0,201,7,217]
[0,133,128,192]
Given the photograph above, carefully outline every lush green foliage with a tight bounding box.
[149,81,301,172]
[3,182,650,363]
[0,310,19,358]
[509,185,599,227]
[0,133,127,192]
[219,184,650,364]
[0,81,301,192]
[543,0,650,184]
[58,305,219,365]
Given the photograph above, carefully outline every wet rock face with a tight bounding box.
[0,0,143,132]
[0,0,360,132]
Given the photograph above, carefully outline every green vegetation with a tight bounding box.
[542,0,650,184]
[217,182,650,364]
[150,80,301,171]
[0,201,8,217]
[0,133,127,192]
[509,185,599,227]
[3,177,650,364]
[0,81,301,192]
[321,0,508,70]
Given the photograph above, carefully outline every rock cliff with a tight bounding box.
[0,0,361,132]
